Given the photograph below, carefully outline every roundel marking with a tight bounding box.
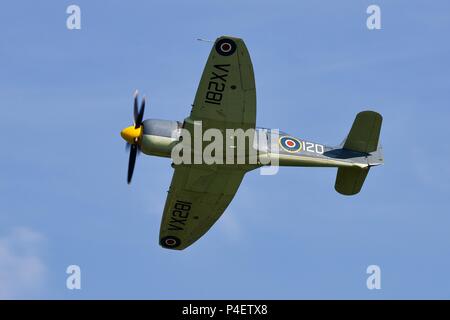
[215,38,237,56]
[160,236,181,249]
[279,136,302,153]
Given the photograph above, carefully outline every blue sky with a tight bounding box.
[1,0,450,299]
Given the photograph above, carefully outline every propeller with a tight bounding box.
[127,144,138,184]
[133,90,145,128]
[121,90,146,184]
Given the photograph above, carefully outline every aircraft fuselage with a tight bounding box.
[138,119,381,169]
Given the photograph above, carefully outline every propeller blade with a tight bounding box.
[135,96,146,128]
[127,144,138,184]
[125,143,130,152]
[133,90,139,125]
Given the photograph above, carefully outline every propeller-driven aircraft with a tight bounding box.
[120,36,384,250]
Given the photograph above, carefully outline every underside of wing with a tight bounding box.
[187,36,256,131]
[158,36,256,250]
[159,165,246,250]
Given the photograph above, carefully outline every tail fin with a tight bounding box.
[335,111,383,196]
[343,111,382,153]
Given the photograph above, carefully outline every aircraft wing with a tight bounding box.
[186,36,256,131]
[158,37,256,250]
[159,165,246,250]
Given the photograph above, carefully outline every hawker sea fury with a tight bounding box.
[120,36,384,250]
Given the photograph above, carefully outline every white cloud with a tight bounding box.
[0,227,47,299]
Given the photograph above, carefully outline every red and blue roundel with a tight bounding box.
[279,136,302,153]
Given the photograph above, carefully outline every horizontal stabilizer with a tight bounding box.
[335,167,369,196]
